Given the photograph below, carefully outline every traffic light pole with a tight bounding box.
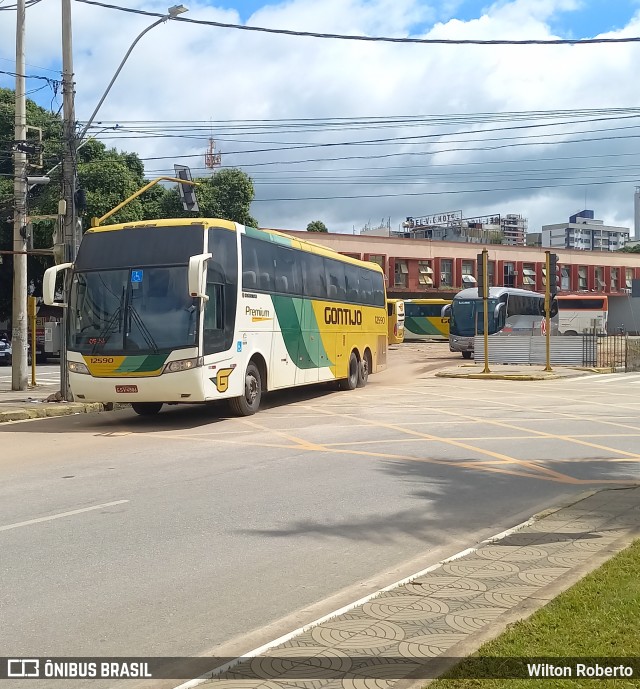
[544,250,552,372]
[480,249,490,374]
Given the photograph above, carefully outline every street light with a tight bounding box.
[78,4,188,142]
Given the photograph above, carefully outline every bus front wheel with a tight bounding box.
[462,351,473,359]
[131,402,163,416]
[339,352,359,391]
[229,362,262,416]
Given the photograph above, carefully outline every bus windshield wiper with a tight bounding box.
[127,305,159,354]
[91,287,124,353]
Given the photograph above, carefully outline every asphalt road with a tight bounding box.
[1,347,639,687]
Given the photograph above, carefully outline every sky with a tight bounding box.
[3,0,640,236]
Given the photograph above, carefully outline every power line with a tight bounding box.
[75,0,640,46]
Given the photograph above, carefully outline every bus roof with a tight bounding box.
[453,287,543,300]
[404,298,451,304]
[556,294,608,300]
[86,218,383,276]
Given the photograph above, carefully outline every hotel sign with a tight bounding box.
[405,210,462,227]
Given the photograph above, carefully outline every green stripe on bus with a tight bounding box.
[271,295,331,369]
[404,317,442,336]
[245,226,294,247]
[115,354,169,373]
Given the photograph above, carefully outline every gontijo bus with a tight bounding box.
[403,298,451,341]
[387,299,405,344]
[43,219,388,416]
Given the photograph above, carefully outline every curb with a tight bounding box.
[0,402,127,423]
[436,372,559,380]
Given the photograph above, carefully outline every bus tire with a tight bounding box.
[357,349,371,387]
[462,351,473,359]
[564,330,578,336]
[339,351,359,391]
[229,362,262,416]
[131,402,163,416]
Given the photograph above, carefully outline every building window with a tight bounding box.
[487,261,495,287]
[561,266,570,291]
[440,259,453,287]
[595,267,605,290]
[367,254,384,269]
[522,264,536,289]
[394,259,408,288]
[504,262,515,287]
[578,267,587,290]
[461,260,476,287]
[626,268,633,289]
[418,260,433,287]
[611,267,618,291]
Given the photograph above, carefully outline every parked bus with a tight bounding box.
[556,294,608,335]
[387,299,405,344]
[403,298,451,341]
[449,287,557,358]
[43,219,388,416]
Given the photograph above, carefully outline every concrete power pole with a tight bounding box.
[60,0,77,400]
[12,0,28,391]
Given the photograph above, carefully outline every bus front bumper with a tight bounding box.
[69,369,205,404]
[449,336,474,353]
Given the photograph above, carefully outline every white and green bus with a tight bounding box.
[43,219,388,416]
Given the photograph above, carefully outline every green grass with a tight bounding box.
[429,539,640,688]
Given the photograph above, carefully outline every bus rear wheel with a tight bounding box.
[131,402,163,416]
[338,351,359,391]
[229,362,262,416]
[462,351,473,359]
[357,349,371,387]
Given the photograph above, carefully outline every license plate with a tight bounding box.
[115,385,138,393]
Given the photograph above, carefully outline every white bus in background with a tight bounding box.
[449,287,557,358]
[556,295,608,335]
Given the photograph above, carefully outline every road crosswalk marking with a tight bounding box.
[571,372,640,384]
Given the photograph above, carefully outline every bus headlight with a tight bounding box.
[68,361,90,375]
[163,357,203,374]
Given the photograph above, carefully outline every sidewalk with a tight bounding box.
[199,487,640,688]
[0,375,108,422]
[435,364,591,380]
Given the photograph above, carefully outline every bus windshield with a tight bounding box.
[68,266,198,354]
[450,298,500,336]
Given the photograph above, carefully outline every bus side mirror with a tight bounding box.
[188,253,212,299]
[494,302,506,326]
[43,263,72,307]
[441,304,451,318]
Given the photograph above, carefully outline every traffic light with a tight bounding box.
[174,164,199,213]
[477,251,488,299]
[548,253,560,295]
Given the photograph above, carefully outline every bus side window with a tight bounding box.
[302,253,328,299]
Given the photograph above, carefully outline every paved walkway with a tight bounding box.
[198,487,640,688]
[0,371,107,422]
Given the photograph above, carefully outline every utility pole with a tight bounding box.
[60,0,77,400]
[11,0,28,391]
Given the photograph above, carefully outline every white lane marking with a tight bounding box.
[0,500,129,533]
[171,511,554,689]
[570,373,638,384]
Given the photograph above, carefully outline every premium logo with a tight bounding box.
[246,306,272,322]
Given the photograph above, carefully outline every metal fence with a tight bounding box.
[474,333,631,369]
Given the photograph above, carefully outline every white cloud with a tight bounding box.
[1,0,640,235]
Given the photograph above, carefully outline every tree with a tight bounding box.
[0,87,259,321]
[307,220,328,233]
[150,168,257,227]
[618,244,640,253]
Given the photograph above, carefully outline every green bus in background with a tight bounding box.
[403,298,451,341]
